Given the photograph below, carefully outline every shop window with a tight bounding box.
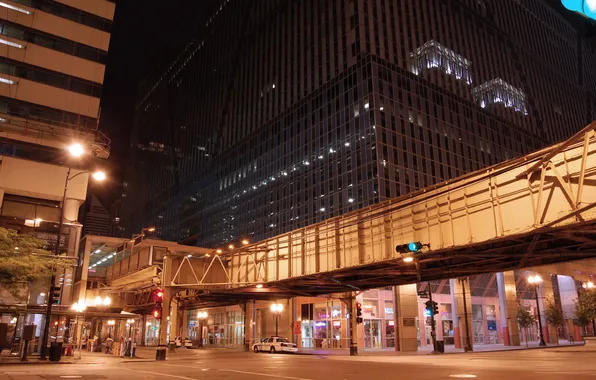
[362,300,379,318]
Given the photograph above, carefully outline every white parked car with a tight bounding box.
[253,337,298,353]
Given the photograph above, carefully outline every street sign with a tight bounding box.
[562,0,596,21]
[417,291,429,298]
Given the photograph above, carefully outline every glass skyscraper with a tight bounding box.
[121,0,596,247]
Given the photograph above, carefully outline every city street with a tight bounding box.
[0,347,594,380]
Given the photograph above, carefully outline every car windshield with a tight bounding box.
[277,338,289,343]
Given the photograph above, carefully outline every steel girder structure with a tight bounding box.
[167,122,596,306]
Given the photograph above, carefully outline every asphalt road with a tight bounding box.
[0,347,594,380]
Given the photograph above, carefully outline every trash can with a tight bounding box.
[435,340,444,353]
[156,346,167,361]
[49,342,63,362]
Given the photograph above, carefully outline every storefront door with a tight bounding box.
[364,320,381,349]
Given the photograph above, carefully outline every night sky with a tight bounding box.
[96,0,594,206]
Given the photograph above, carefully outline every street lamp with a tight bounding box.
[527,274,547,347]
[582,281,595,290]
[40,143,108,360]
[271,303,284,337]
[197,311,208,348]
[71,301,86,359]
[94,296,111,307]
[68,143,84,157]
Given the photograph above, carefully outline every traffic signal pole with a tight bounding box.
[427,282,437,353]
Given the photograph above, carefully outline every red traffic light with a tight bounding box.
[152,308,162,319]
[152,288,164,302]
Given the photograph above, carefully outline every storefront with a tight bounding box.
[144,316,160,346]
[300,300,346,349]
[185,306,245,347]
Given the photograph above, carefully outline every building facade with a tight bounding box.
[121,0,596,247]
[0,0,115,352]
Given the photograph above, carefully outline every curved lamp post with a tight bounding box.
[527,275,547,347]
[41,143,107,360]
[271,303,284,337]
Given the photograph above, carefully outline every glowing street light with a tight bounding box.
[242,239,249,245]
[582,281,595,289]
[68,143,84,157]
[403,256,414,263]
[92,171,107,181]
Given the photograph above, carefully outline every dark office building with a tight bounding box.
[121,0,596,246]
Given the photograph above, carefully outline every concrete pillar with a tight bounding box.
[158,287,172,347]
[450,279,461,348]
[181,309,188,340]
[77,238,92,302]
[536,274,557,344]
[291,297,299,345]
[496,271,520,346]
[170,299,178,340]
[251,300,257,345]
[394,284,418,352]
[392,287,400,352]
[558,275,578,341]
[349,294,358,355]
[453,278,473,351]
[63,198,82,225]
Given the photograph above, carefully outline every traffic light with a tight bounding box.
[51,286,61,305]
[356,302,363,324]
[152,305,162,320]
[152,288,163,320]
[152,288,164,303]
[425,300,439,315]
[561,0,596,21]
[395,241,423,254]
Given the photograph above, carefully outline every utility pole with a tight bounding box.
[427,282,437,353]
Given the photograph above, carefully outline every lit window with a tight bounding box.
[0,38,22,48]
[0,1,31,14]
[0,77,15,85]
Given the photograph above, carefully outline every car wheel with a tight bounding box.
[253,346,259,353]
[270,346,276,353]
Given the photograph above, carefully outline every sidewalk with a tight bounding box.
[0,347,155,365]
[298,340,586,356]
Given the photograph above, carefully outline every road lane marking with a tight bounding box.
[162,363,315,380]
[222,369,314,380]
[122,368,197,380]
